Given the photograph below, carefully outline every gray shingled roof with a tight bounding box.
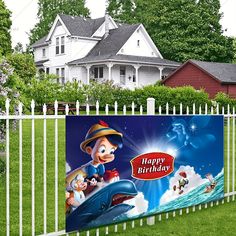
[68,54,180,67]
[31,35,48,48]
[59,14,105,37]
[191,60,236,84]
[87,24,140,57]
[31,14,105,48]
[35,59,49,66]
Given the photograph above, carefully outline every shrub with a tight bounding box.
[86,80,117,109]
[0,158,6,177]
[26,74,61,109]
[59,81,86,103]
[214,92,236,110]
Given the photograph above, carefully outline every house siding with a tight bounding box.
[228,85,236,98]
[164,63,229,99]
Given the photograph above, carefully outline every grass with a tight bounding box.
[0,118,235,236]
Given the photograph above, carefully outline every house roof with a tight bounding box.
[31,35,49,48]
[68,54,180,67]
[190,60,236,84]
[35,59,49,66]
[86,23,141,57]
[59,14,105,37]
[31,14,105,48]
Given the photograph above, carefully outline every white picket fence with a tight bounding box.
[0,98,235,236]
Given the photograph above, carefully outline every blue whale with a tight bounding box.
[66,179,138,232]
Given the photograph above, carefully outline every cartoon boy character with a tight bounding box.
[66,174,87,213]
[80,120,123,185]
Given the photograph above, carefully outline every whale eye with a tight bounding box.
[98,145,106,154]
[100,202,106,210]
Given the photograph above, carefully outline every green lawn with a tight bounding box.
[0,118,235,236]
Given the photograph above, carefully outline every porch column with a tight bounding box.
[134,65,140,87]
[158,66,164,81]
[86,65,91,85]
[107,63,113,81]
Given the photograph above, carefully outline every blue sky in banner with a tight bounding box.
[66,115,224,211]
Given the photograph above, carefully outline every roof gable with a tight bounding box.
[117,24,163,58]
[87,24,141,57]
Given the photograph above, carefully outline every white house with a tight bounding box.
[31,14,180,89]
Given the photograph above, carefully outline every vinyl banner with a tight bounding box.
[66,116,224,233]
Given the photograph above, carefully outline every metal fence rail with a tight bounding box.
[0,98,235,236]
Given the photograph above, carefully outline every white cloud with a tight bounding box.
[160,165,208,205]
[124,192,148,217]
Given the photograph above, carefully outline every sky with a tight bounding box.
[3,0,236,49]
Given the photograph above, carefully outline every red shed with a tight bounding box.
[163,60,236,99]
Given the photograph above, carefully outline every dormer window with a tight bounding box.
[56,36,65,55]
[137,40,140,47]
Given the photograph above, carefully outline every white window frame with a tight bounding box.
[55,36,65,55]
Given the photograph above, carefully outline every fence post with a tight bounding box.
[5,98,10,236]
[146,98,155,225]
[147,98,155,115]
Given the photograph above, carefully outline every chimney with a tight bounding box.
[104,14,110,38]
[104,0,109,38]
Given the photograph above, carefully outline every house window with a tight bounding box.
[137,40,140,47]
[56,68,66,84]
[120,66,126,85]
[42,48,46,57]
[61,68,65,84]
[56,68,60,83]
[46,67,50,74]
[56,36,65,55]
[94,67,103,79]
[61,36,65,54]
[56,37,60,55]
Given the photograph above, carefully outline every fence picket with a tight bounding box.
[105,104,109,115]
[76,100,80,115]
[19,103,23,236]
[132,102,135,115]
[114,101,118,115]
[31,100,35,236]
[43,104,47,234]
[5,98,10,236]
[96,101,99,115]
[227,104,230,202]
[54,101,58,232]
[233,107,235,201]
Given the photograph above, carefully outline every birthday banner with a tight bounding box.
[65,116,224,233]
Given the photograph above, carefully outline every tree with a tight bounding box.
[14,42,24,53]
[7,53,37,85]
[30,0,90,44]
[108,0,234,63]
[0,0,12,56]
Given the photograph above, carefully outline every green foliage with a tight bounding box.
[86,80,118,108]
[0,0,12,56]
[59,81,86,103]
[26,74,61,108]
[108,0,234,63]
[214,92,236,109]
[7,53,37,85]
[0,158,5,176]
[30,0,90,44]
